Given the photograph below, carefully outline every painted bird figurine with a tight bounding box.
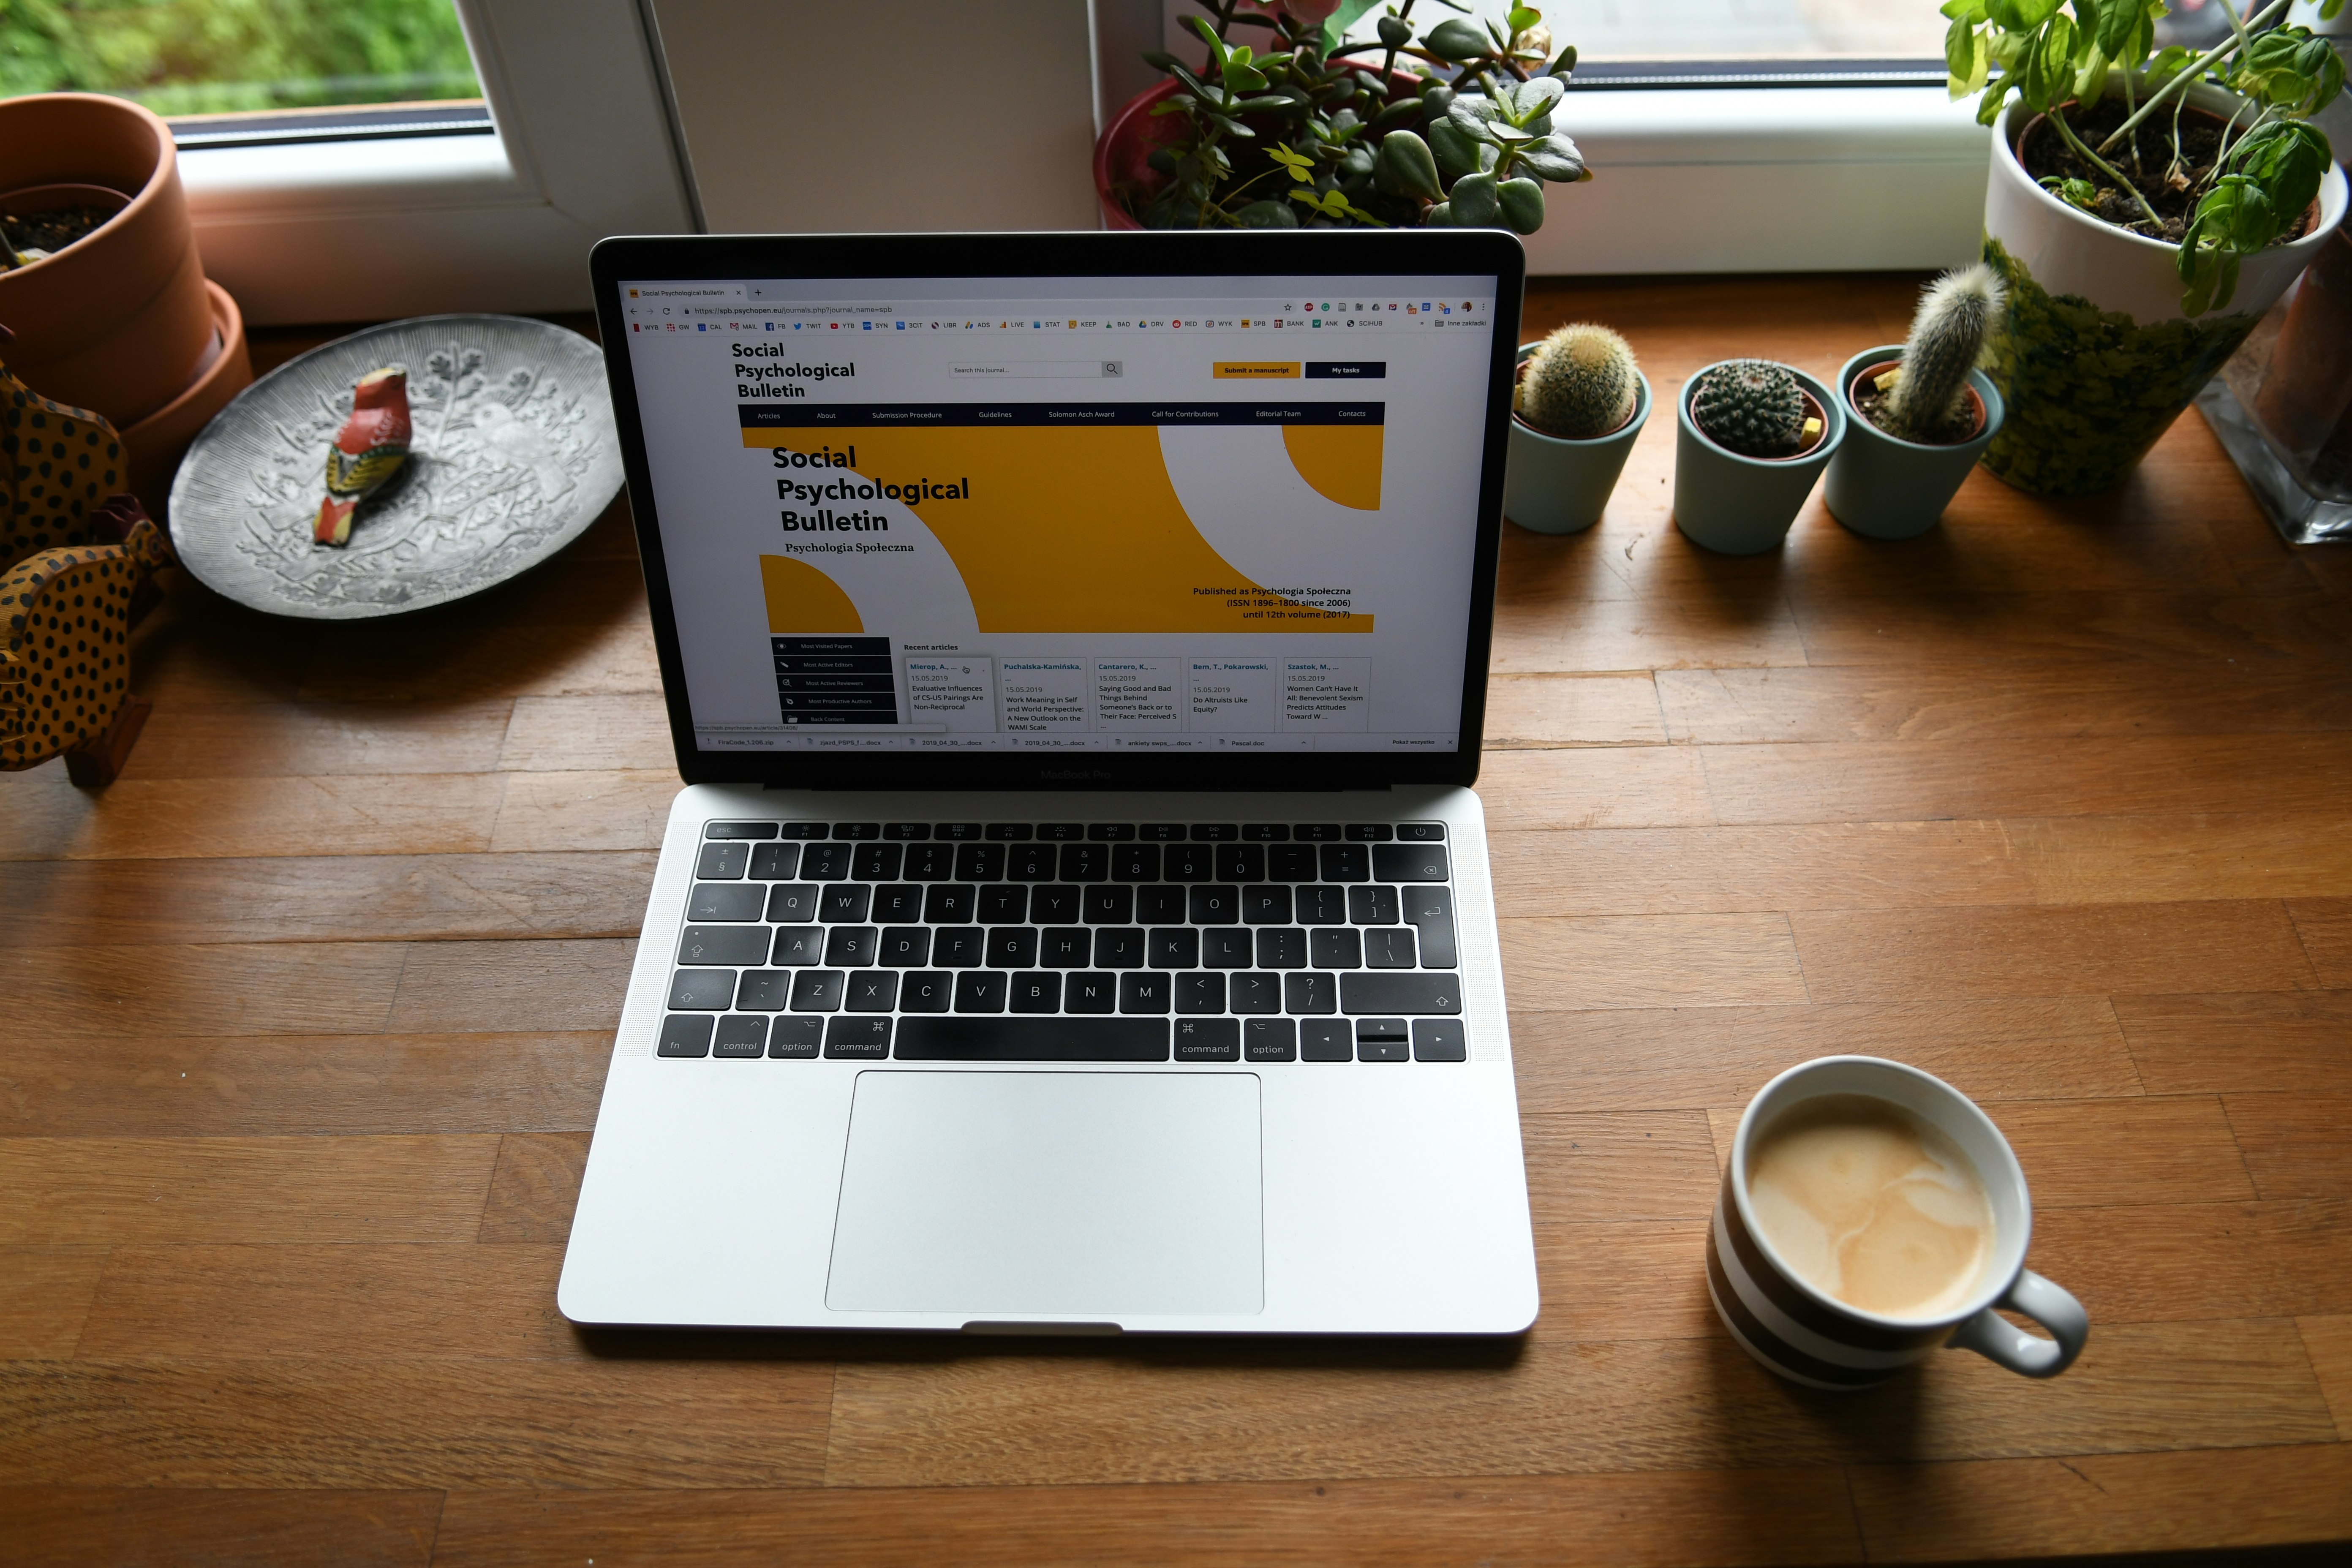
[315,366,412,546]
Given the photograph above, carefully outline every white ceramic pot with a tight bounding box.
[1979,83,2348,496]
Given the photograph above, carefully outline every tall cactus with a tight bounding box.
[1517,323,1639,439]
[1881,264,2005,444]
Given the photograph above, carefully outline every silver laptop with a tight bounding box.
[560,230,1537,1334]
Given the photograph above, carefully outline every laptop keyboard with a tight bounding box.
[659,819,1465,1064]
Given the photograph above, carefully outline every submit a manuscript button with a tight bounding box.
[1213,362,1301,378]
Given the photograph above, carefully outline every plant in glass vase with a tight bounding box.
[1941,0,2349,495]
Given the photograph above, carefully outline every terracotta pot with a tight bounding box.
[120,278,250,519]
[0,93,216,429]
[1977,82,2348,496]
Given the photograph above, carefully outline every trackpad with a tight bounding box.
[826,1071,1263,1317]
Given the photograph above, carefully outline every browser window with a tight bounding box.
[616,274,1497,755]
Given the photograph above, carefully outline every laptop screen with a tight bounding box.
[612,268,1503,764]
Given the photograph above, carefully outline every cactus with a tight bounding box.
[1516,323,1640,439]
[1878,263,2006,444]
[1691,359,1807,458]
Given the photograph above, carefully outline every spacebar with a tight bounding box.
[893,1018,1171,1062]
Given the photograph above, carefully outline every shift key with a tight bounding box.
[1339,972,1461,1014]
[677,924,772,966]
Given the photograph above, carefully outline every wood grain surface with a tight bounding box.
[4,278,2349,1564]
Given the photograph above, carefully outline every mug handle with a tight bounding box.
[1946,1269,2089,1377]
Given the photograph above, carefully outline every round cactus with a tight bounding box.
[1880,263,2005,444]
[1691,359,1806,458]
[1516,323,1640,439]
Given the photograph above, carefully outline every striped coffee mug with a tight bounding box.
[1707,1055,2088,1390]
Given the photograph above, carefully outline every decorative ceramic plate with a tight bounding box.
[169,313,623,619]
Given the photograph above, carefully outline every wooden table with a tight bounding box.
[4,275,2349,1566]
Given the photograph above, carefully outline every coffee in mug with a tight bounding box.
[1708,1056,2087,1389]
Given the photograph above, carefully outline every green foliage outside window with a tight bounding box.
[0,0,479,115]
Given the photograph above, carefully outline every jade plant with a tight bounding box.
[1691,361,1810,459]
[1941,0,2344,312]
[1872,264,2007,444]
[1127,1,1592,232]
[1516,322,1638,438]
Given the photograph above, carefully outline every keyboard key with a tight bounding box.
[772,926,824,966]
[1404,886,1458,969]
[801,842,853,880]
[1245,1018,1298,1062]
[833,822,882,841]
[1354,1017,1409,1044]
[978,885,1029,923]
[879,926,931,967]
[1346,824,1394,841]
[1039,926,1092,966]
[820,885,871,923]
[736,969,792,1010]
[1243,823,1291,841]
[1310,928,1362,969]
[1175,1018,1240,1062]
[1215,844,1265,882]
[679,925,767,966]
[766,883,819,923]
[1039,822,1084,841]
[932,927,985,967]
[1256,928,1307,969]
[1201,927,1252,968]
[924,884,975,923]
[905,842,957,880]
[1268,845,1319,882]
[1242,886,1293,926]
[987,926,1039,968]
[1064,972,1117,1013]
[895,1017,1167,1061]
[1357,1036,1410,1062]
[1135,885,1187,923]
[1029,884,1082,923]
[955,972,1007,1013]
[983,823,1031,841]
[853,842,903,880]
[826,1017,893,1058]
[659,1014,714,1056]
[768,1016,822,1057]
[826,926,879,966]
[1112,844,1160,881]
[1342,974,1460,1014]
[791,970,846,1012]
[696,841,749,879]
[778,822,830,840]
[956,843,1006,881]
[845,970,898,1012]
[1094,927,1146,968]
[713,1015,768,1058]
[899,972,952,1012]
[689,883,765,922]
[1375,843,1450,883]
[1398,822,1446,841]
[706,821,779,840]
[1229,972,1281,1015]
[1140,822,1186,842]
[1298,885,1349,924]
[1413,1019,1468,1062]
[748,842,801,880]
[1189,885,1240,924]
[1083,885,1134,924]
[1190,823,1239,841]
[871,884,923,922]
[1173,971,1225,1014]
[1348,885,1400,925]
[1364,928,1417,969]
[1295,823,1342,842]
[1164,843,1214,882]
[1088,822,1137,841]
[1120,972,1170,1013]
[1060,844,1109,882]
[1010,972,1061,1013]
[1320,844,1370,882]
[1008,842,1057,881]
[1149,927,1200,968]
[935,822,983,841]
[885,822,931,840]
[1301,1020,1353,1061]
[1285,972,1337,1014]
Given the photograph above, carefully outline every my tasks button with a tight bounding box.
[1305,362,1386,378]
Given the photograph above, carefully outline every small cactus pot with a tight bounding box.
[1505,343,1650,535]
[1672,360,1844,555]
[1824,345,2004,540]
